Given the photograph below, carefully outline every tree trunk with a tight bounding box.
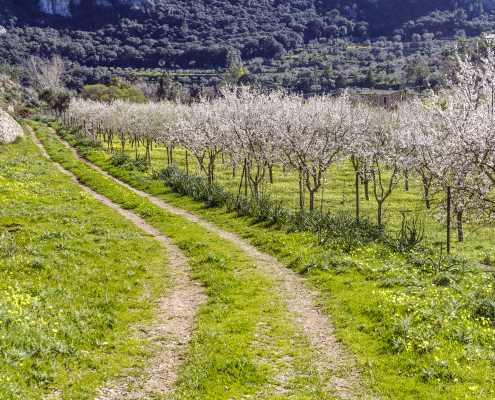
[404,170,409,192]
[355,171,360,221]
[457,210,464,242]
[422,176,431,209]
[145,139,151,164]
[269,164,274,184]
[446,186,452,254]
[185,150,189,175]
[377,201,383,226]
[244,160,248,197]
[364,176,370,201]
[299,167,305,213]
[309,190,315,212]
[207,155,216,186]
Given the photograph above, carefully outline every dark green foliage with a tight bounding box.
[1,0,495,92]
[110,152,132,167]
[39,89,71,115]
[289,210,384,251]
[155,166,226,205]
[110,152,148,172]
[474,297,495,324]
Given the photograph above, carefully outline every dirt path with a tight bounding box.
[53,133,373,399]
[29,128,206,399]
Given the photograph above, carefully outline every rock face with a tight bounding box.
[38,0,154,16]
[0,109,23,144]
[38,0,80,17]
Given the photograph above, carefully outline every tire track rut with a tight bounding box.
[29,127,206,399]
[53,132,374,399]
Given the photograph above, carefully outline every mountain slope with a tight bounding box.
[1,0,494,92]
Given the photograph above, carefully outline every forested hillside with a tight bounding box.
[1,0,495,91]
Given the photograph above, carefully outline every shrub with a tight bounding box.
[110,152,148,171]
[473,273,495,325]
[474,298,495,324]
[110,152,131,167]
[157,166,384,251]
[393,213,425,252]
[289,210,384,251]
[131,156,149,172]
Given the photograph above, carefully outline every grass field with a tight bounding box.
[0,134,168,399]
[46,120,495,399]
[30,120,358,400]
[98,137,495,264]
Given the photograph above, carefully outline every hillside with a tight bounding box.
[1,0,495,92]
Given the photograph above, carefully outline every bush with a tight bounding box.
[393,214,425,252]
[110,152,131,167]
[156,165,224,205]
[289,210,383,251]
[131,156,149,172]
[110,152,148,171]
[474,298,495,324]
[473,273,495,325]
[157,165,383,251]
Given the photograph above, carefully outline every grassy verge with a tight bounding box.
[30,121,342,400]
[48,122,495,399]
[0,135,167,399]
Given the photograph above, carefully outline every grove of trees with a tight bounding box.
[61,50,495,253]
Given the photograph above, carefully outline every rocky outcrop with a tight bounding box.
[0,109,23,144]
[39,0,80,17]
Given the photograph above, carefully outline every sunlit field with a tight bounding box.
[0,134,167,399]
[43,120,495,399]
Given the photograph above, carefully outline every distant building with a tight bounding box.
[349,89,409,108]
[0,26,6,36]
[481,32,495,45]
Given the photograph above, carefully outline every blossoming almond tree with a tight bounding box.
[222,87,281,200]
[362,105,415,227]
[178,98,230,186]
[274,93,352,212]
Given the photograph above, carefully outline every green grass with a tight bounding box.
[0,135,168,399]
[47,122,495,399]
[30,121,348,400]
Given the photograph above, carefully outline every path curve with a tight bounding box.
[54,132,373,399]
[29,127,206,399]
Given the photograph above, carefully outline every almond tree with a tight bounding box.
[414,89,485,251]
[274,93,352,212]
[178,98,229,186]
[362,106,411,226]
[347,101,376,221]
[222,87,281,200]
